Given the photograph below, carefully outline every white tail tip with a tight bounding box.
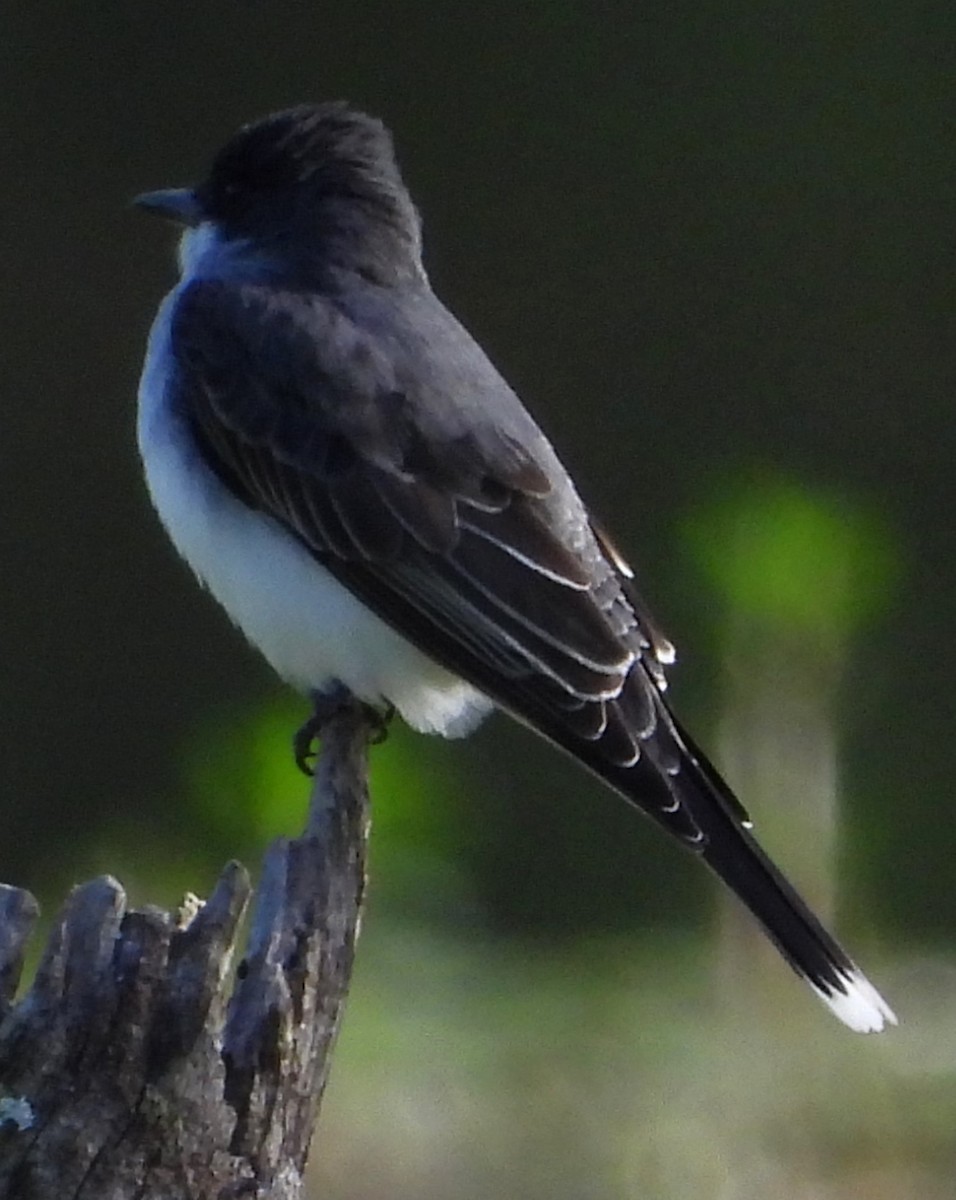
[811,967,898,1033]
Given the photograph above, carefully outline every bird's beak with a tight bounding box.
[133,187,204,227]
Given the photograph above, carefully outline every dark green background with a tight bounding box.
[1,4,951,955]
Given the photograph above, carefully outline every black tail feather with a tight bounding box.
[559,705,897,1033]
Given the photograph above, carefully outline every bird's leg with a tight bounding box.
[293,684,396,775]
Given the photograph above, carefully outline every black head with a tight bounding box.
[200,103,415,232]
[138,103,423,282]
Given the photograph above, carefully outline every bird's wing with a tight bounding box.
[171,278,706,844]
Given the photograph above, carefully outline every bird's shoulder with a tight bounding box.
[169,274,557,504]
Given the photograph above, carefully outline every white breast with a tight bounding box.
[137,285,492,738]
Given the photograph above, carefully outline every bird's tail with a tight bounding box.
[580,715,897,1033]
[696,785,895,1034]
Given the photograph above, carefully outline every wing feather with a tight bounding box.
[173,278,703,844]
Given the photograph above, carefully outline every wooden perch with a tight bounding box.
[0,702,373,1200]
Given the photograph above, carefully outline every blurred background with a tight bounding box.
[1,2,954,1195]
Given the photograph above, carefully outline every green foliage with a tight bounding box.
[179,699,448,847]
[176,697,478,921]
[683,471,901,644]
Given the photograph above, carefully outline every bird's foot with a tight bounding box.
[368,702,396,746]
[293,686,396,775]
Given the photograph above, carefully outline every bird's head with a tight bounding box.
[135,103,423,283]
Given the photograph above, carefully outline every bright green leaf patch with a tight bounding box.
[179,697,470,910]
[683,472,901,640]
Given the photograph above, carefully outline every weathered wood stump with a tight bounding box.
[0,704,372,1200]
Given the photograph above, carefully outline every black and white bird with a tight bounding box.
[135,102,896,1033]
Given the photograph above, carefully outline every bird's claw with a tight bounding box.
[293,689,395,775]
[367,702,396,745]
[293,714,323,776]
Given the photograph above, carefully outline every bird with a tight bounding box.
[135,101,896,1033]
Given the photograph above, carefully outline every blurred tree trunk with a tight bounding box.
[0,704,372,1200]
[715,620,840,1019]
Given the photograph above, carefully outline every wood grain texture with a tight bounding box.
[0,702,372,1199]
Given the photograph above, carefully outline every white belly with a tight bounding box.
[137,289,492,738]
